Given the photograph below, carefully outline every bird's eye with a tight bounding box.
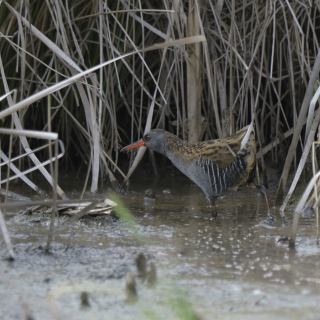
[144,135,150,141]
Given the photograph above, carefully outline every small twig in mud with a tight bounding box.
[146,261,157,287]
[277,236,289,243]
[135,252,147,279]
[125,273,138,303]
[80,291,90,308]
[21,301,35,320]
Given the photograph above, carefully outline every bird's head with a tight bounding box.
[121,129,167,154]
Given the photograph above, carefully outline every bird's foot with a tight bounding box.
[210,205,218,220]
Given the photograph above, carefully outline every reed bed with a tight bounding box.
[0,1,320,249]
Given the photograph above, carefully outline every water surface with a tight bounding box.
[0,174,319,319]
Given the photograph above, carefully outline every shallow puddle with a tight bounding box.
[1,173,320,319]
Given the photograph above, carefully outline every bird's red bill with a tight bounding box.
[121,139,145,152]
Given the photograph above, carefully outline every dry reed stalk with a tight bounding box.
[276,49,320,205]
[186,0,202,143]
[280,87,320,215]
[312,142,320,244]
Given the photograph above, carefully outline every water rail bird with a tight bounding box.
[121,123,256,218]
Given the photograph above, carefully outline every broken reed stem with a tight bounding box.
[289,170,320,248]
[4,118,15,211]
[45,97,58,252]
[0,209,15,259]
[312,142,319,245]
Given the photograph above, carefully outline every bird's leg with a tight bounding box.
[208,197,218,220]
[255,184,276,223]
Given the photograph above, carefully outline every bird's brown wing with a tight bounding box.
[193,125,249,169]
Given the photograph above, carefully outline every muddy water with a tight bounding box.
[1,174,320,320]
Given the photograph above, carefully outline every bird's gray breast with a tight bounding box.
[167,154,217,198]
